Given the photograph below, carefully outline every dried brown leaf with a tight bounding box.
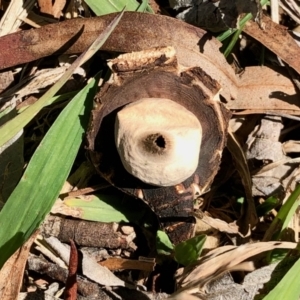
[0,12,237,103]
[244,15,300,74]
[0,231,38,299]
[99,258,155,272]
[0,71,13,94]
[0,12,298,114]
[37,0,53,15]
[232,66,299,113]
[199,214,242,235]
[52,0,66,18]
[37,0,66,18]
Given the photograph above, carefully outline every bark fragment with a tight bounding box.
[42,215,133,249]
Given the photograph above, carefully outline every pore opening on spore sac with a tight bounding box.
[142,133,167,154]
[154,135,166,149]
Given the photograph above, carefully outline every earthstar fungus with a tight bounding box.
[87,47,231,243]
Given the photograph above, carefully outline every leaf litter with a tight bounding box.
[0,0,300,299]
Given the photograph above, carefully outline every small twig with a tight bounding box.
[64,240,78,300]
[28,254,103,297]
[19,16,41,28]
[233,111,300,121]
[253,157,300,175]
[60,183,110,199]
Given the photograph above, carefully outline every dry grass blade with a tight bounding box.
[227,130,252,200]
[279,0,300,23]
[176,241,297,293]
[0,0,35,36]
[254,157,300,175]
[226,129,257,235]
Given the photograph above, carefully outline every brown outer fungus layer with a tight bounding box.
[87,56,231,244]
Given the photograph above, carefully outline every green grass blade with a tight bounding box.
[64,193,147,223]
[262,255,300,300]
[256,196,278,217]
[217,13,252,42]
[62,190,159,229]
[223,26,244,57]
[217,0,269,42]
[0,11,124,147]
[85,0,135,15]
[264,185,300,242]
[85,0,153,16]
[137,0,153,12]
[0,78,97,269]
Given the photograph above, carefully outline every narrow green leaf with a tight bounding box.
[223,26,244,57]
[85,0,137,15]
[174,235,206,266]
[276,186,300,235]
[85,0,153,16]
[264,185,300,242]
[0,78,97,268]
[0,107,24,205]
[156,230,174,256]
[137,0,153,13]
[0,106,12,120]
[64,193,147,223]
[262,256,300,300]
[0,11,124,147]
[256,196,278,217]
[217,14,250,43]
[264,185,300,263]
[217,0,269,42]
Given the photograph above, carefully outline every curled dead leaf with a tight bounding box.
[0,12,298,114]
